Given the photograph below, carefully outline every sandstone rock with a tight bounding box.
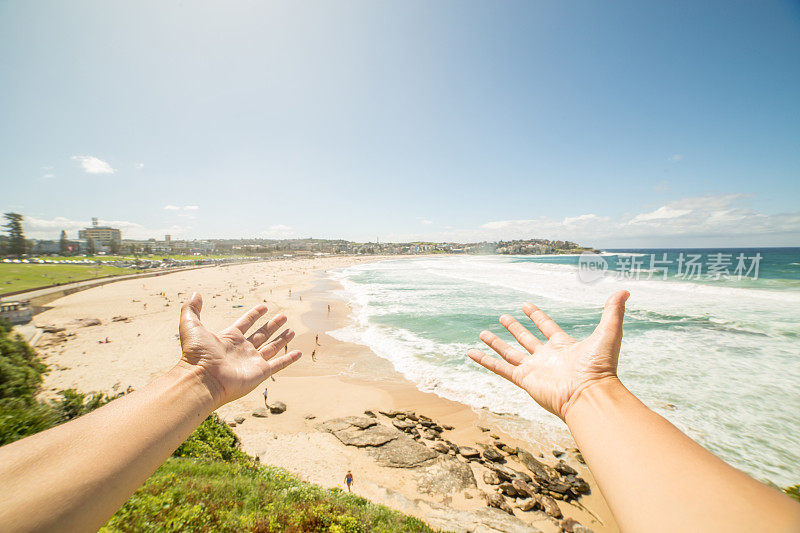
[77,318,102,327]
[268,401,287,414]
[416,457,477,494]
[477,426,490,432]
[364,409,377,418]
[368,435,438,468]
[442,423,454,431]
[517,498,540,512]
[500,445,516,454]
[538,494,562,519]
[499,482,519,497]
[227,421,237,427]
[512,478,539,497]
[487,463,519,483]
[321,417,398,447]
[561,517,582,532]
[552,448,565,458]
[392,418,416,431]
[555,460,578,476]
[518,448,555,484]
[486,492,514,515]
[404,411,419,421]
[419,419,435,428]
[432,442,450,454]
[571,477,591,495]
[420,428,438,440]
[379,409,401,418]
[459,446,480,459]
[234,416,246,424]
[252,408,270,417]
[549,482,571,495]
[483,470,502,485]
[482,447,505,463]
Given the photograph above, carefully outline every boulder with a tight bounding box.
[432,442,450,454]
[538,494,562,519]
[517,498,540,512]
[404,411,419,421]
[458,446,481,459]
[486,492,514,515]
[549,483,571,495]
[482,447,505,463]
[487,463,518,482]
[555,460,578,476]
[268,401,287,414]
[483,470,502,485]
[392,418,416,431]
[77,318,102,327]
[552,448,565,458]
[512,479,539,497]
[441,423,454,431]
[499,482,519,498]
[364,410,377,418]
[517,448,555,484]
[252,408,270,418]
[379,410,401,418]
[420,428,439,440]
[571,477,591,495]
[234,416,246,424]
[500,445,516,455]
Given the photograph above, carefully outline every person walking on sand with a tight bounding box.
[263,387,268,408]
[344,471,353,492]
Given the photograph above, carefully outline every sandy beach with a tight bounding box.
[30,257,618,533]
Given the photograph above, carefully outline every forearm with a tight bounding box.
[565,378,800,533]
[0,365,216,533]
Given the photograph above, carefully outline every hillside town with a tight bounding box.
[1,215,593,259]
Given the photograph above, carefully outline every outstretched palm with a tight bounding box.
[178,293,301,408]
[467,291,629,420]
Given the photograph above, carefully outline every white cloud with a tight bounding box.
[261,224,295,238]
[41,173,55,179]
[670,154,684,162]
[21,215,187,240]
[628,206,692,223]
[183,205,199,211]
[420,219,433,225]
[136,163,144,169]
[71,155,116,174]
[164,205,180,211]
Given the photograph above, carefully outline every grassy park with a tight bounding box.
[0,263,139,294]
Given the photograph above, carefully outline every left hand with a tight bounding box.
[177,292,302,408]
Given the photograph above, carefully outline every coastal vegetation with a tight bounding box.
[0,319,435,532]
[0,263,139,294]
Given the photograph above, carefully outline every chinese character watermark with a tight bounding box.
[577,252,762,283]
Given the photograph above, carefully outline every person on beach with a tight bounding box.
[263,386,269,407]
[467,290,800,533]
[345,470,354,492]
[0,294,300,532]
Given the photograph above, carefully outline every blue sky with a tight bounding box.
[1,0,799,247]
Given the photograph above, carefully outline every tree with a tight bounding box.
[109,240,120,254]
[86,237,97,256]
[59,231,69,255]
[3,213,25,258]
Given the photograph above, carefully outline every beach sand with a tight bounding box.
[31,257,618,532]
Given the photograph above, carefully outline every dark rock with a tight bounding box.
[512,479,540,497]
[517,448,555,484]
[477,426,490,432]
[486,492,514,515]
[458,446,481,459]
[510,469,532,484]
[442,423,454,430]
[549,482,571,495]
[552,448,565,458]
[252,407,270,417]
[487,463,517,482]
[482,447,505,463]
[561,518,581,532]
[500,445,516,454]
[571,477,591,495]
[538,494,563,518]
[234,416,246,424]
[420,428,438,440]
[432,442,450,454]
[364,410,377,418]
[111,315,130,322]
[555,460,578,476]
[499,482,519,498]
[418,414,432,421]
[404,411,419,421]
[419,419,435,428]
[575,452,585,464]
[483,470,502,485]
[227,421,237,427]
[268,401,287,414]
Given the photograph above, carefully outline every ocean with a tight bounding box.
[329,248,800,487]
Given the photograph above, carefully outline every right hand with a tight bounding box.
[467,290,629,421]
[177,293,302,408]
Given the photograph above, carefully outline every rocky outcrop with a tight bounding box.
[268,401,287,414]
[416,457,477,494]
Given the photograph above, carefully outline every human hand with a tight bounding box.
[467,290,629,421]
[176,293,301,408]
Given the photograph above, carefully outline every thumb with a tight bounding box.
[179,292,204,336]
[594,290,629,346]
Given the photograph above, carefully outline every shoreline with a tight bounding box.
[29,257,618,532]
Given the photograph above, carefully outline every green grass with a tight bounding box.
[102,458,435,533]
[30,254,253,262]
[0,263,139,293]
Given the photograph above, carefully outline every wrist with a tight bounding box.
[166,363,222,413]
[563,375,627,425]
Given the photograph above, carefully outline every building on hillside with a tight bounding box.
[78,217,122,247]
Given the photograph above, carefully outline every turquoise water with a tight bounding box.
[330,249,800,487]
